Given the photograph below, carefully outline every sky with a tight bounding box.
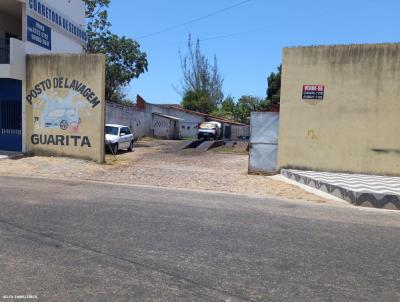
[108,0,400,104]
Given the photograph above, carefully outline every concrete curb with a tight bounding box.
[281,169,400,210]
[271,174,349,206]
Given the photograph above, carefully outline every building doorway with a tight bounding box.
[224,125,231,139]
[0,79,22,152]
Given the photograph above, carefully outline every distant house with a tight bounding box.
[152,113,182,139]
[136,95,250,140]
[105,95,250,140]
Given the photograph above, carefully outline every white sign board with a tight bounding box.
[26,0,87,47]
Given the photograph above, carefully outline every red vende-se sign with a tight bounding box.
[302,85,324,100]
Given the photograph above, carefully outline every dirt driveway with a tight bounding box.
[0,139,330,203]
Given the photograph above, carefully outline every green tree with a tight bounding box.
[235,95,268,124]
[84,0,148,103]
[179,34,224,112]
[212,96,236,119]
[220,96,235,113]
[181,90,216,114]
[266,65,281,106]
[84,0,111,53]
[100,35,148,102]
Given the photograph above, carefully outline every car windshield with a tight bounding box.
[105,126,119,135]
[200,123,216,129]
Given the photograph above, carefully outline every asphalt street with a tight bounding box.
[0,176,399,301]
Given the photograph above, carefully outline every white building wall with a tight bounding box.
[179,121,199,138]
[22,0,85,54]
[48,0,85,25]
[7,39,26,80]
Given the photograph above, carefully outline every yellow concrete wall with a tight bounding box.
[278,43,400,176]
[26,54,105,163]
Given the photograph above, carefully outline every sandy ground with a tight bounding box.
[0,139,330,203]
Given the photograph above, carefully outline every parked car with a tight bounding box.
[105,124,134,154]
[197,121,222,140]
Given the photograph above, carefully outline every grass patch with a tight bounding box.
[181,137,196,141]
[139,136,157,141]
[211,146,248,155]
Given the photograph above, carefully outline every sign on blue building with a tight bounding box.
[26,0,87,46]
[27,16,52,50]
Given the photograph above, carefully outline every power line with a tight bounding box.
[141,26,269,50]
[139,0,375,50]
[200,26,269,42]
[135,0,254,40]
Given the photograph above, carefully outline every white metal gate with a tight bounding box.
[248,112,279,174]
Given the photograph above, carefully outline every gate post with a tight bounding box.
[248,112,279,174]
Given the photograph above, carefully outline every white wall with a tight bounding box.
[0,38,25,80]
[21,0,85,26]
[9,38,25,80]
[105,102,146,138]
[50,0,85,25]
[179,121,199,138]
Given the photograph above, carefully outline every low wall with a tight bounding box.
[230,125,250,139]
[105,102,146,138]
[25,54,105,163]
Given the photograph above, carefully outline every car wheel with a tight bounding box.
[128,141,133,152]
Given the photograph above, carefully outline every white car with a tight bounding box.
[105,124,134,154]
[197,121,222,140]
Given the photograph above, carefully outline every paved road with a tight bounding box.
[0,176,399,302]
